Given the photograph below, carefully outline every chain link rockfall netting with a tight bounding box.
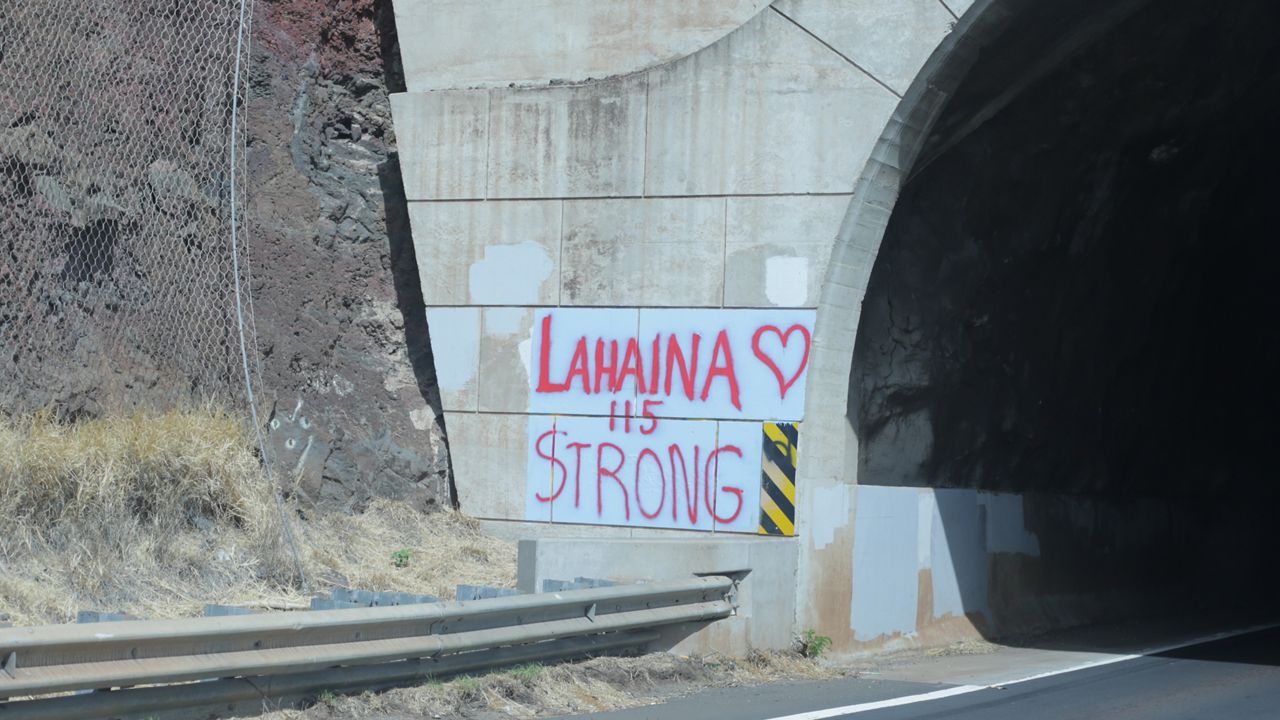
[0,0,255,417]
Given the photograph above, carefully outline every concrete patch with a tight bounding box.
[725,195,849,308]
[425,307,480,411]
[807,483,850,550]
[468,241,553,305]
[410,200,561,305]
[765,256,809,307]
[979,492,1041,556]
[480,307,536,413]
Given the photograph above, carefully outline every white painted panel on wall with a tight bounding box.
[524,414,557,523]
[528,307,641,416]
[715,420,766,534]
[530,307,814,421]
[425,307,480,411]
[635,308,815,421]
[524,414,766,533]
[534,415,719,531]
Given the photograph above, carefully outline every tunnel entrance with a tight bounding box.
[850,0,1280,635]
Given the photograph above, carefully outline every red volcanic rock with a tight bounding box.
[246,0,451,511]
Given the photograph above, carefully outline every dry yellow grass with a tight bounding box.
[260,651,845,719]
[0,410,516,625]
[0,410,833,719]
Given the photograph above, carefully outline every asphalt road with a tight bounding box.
[857,625,1280,720]
[568,625,1280,720]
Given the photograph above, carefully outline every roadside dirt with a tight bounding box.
[260,651,849,720]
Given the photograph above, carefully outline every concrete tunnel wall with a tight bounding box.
[382,0,1276,655]
[387,0,959,515]
[841,0,1280,649]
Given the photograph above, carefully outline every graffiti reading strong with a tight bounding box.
[524,308,814,534]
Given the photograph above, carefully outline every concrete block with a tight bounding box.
[488,76,647,198]
[330,588,440,606]
[76,611,136,623]
[390,92,488,200]
[449,412,547,521]
[393,0,770,92]
[645,10,899,195]
[517,536,799,654]
[408,201,560,306]
[725,195,851,308]
[773,0,956,95]
[479,307,535,413]
[426,307,480,412]
[561,198,726,307]
[978,492,1041,556]
[456,584,521,601]
[202,604,255,617]
[542,577,616,592]
[309,598,363,610]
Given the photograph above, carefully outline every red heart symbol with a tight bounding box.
[752,324,811,400]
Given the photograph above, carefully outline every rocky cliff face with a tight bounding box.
[247,0,450,511]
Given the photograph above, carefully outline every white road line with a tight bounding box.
[762,622,1280,720]
[763,685,985,720]
[999,621,1280,688]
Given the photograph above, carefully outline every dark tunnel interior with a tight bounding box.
[851,0,1280,632]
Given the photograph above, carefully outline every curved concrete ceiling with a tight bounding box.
[394,0,771,91]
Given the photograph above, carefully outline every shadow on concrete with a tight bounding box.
[373,0,457,507]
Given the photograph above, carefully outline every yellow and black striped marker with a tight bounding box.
[759,422,798,536]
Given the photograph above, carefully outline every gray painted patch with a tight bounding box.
[980,492,1041,556]
[765,255,808,307]
[931,488,989,620]
[810,483,851,550]
[468,240,553,305]
[851,485,919,640]
[425,307,479,393]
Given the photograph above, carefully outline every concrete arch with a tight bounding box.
[795,0,1036,648]
[801,0,1280,653]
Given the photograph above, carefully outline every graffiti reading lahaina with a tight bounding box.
[524,308,813,533]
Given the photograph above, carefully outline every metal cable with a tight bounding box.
[227,0,309,592]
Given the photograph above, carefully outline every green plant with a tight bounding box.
[390,547,413,568]
[453,675,485,699]
[508,663,543,684]
[317,689,337,705]
[800,628,832,659]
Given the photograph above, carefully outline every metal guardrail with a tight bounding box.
[0,575,735,720]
